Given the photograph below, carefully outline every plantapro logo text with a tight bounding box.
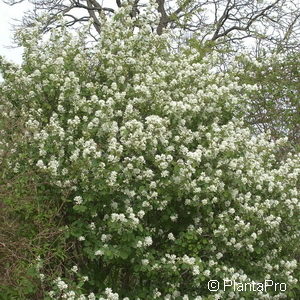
[208,279,287,293]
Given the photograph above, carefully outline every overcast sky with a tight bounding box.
[0,0,32,64]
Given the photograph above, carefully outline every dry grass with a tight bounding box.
[0,173,71,299]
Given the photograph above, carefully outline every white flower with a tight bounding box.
[71,265,78,273]
[89,222,96,230]
[182,255,196,265]
[192,266,200,275]
[136,241,143,248]
[228,208,235,214]
[95,250,104,256]
[168,233,175,241]
[36,160,45,168]
[55,278,68,290]
[170,214,178,221]
[39,273,45,281]
[137,210,145,218]
[101,234,108,242]
[55,57,64,65]
[251,232,257,239]
[88,293,96,300]
[111,213,126,222]
[144,236,153,246]
[74,196,83,205]
[196,227,203,235]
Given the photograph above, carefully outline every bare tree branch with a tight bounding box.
[156,0,169,35]
[2,0,300,53]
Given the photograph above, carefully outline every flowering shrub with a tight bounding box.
[0,3,299,299]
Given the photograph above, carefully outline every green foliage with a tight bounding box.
[236,52,300,152]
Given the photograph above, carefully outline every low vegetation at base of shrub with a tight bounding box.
[0,173,71,299]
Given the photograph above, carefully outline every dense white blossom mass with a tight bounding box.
[0,1,299,299]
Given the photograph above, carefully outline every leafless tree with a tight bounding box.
[3,0,300,52]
